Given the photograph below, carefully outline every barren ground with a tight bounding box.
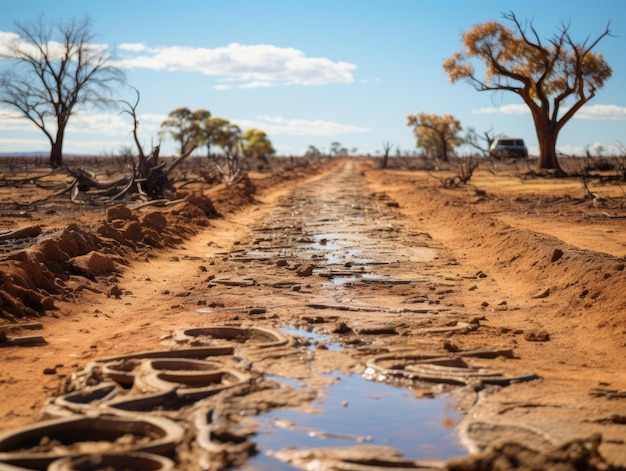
[0,156,625,470]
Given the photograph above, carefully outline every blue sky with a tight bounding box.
[1,0,625,157]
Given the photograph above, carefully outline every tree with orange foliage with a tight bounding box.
[406,112,462,162]
[443,12,612,172]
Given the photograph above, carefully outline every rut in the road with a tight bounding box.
[236,161,488,323]
[232,160,450,315]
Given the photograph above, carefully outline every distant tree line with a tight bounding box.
[159,107,275,163]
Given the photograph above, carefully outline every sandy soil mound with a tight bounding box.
[364,163,626,358]
[0,191,218,321]
[0,157,326,322]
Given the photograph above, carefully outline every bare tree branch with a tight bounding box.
[0,15,125,168]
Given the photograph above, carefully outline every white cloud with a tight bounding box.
[472,104,528,115]
[0,107,166,136]
[0,109,369,155]
[60,137,132,155]
[232,115,370,136]
[118,42,149,53]
[0,30,109,63]
[116,42,356,88]
[70,112,132,136]
[0,134,128,155]
[0,109,35,131]
[1,31,356,87]
[5,109,368,138]
[70,111,166,136]
[472,103,626,121]
[0,31,20,57]
[0,107,167,156]
[575,104,626,120]
[0,137,47,152]
[239,81,274,89]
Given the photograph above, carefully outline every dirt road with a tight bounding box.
[0,158,625,470]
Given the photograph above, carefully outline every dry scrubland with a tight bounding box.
[0,155,625,470]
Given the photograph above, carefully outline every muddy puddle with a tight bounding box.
[280,327,342,351]
[237,164,471,467]
[248,373,465,470]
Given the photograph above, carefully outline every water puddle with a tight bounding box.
[296,230,438,267]
[304,220,336,227]
[327,276,359,286]
[361,273,390,282]
[280,327,342,351]
[234,180,460,469]
[244,249,290,259]
[299,232,363,251]
[325,248,375,265]
[326,273,390,286]
[247,373,465,470]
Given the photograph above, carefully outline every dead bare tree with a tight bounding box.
[0,16,124,168]
[216,151,242,184]
[210,122,245,184]
[429,156,479,188]
[615,141,626,182]
[118,90,195,200]
[16,90,194,207]
[464,127,500,158]
[380,142,393,169]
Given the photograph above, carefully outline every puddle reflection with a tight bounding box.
[280,327,342,351]
[247,373,465,470]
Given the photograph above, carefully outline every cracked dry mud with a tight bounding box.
[1,159,625,470]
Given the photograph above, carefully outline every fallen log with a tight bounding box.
[65,167,131,190]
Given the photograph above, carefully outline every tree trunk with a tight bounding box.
[439,135,449,162]
[535,119,562,171]
[50,137,64,169]
[49,119,68,168]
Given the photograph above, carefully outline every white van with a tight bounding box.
[489,138,528,159]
